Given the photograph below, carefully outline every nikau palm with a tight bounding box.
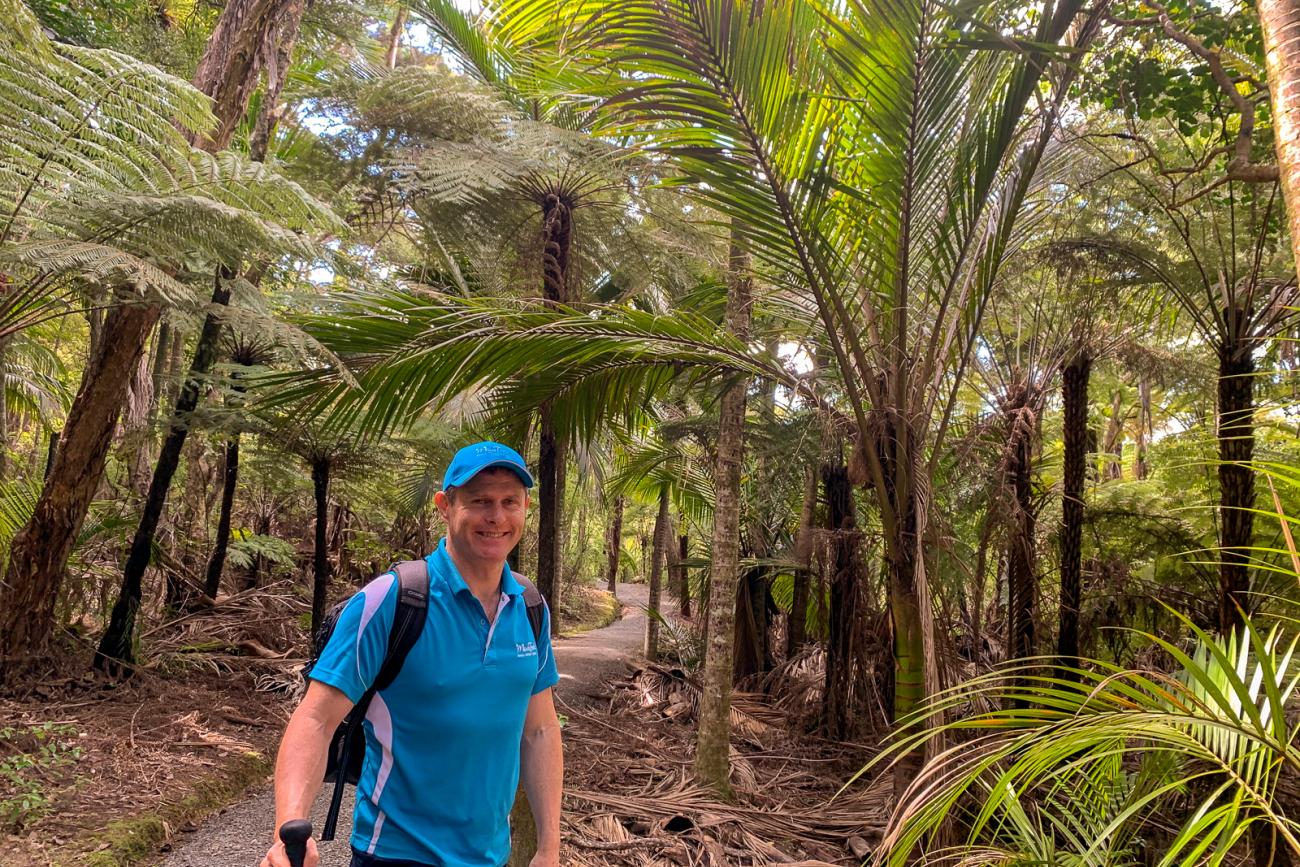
[514,0,1104,788]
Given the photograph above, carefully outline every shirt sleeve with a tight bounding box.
[307,572,400,704]
[532,599,560,695]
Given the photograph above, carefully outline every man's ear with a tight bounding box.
[433,490,449,511]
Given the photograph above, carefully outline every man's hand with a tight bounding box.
[258,836,319,867]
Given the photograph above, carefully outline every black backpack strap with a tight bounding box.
[322,560,429,841]
[511,571,547,642]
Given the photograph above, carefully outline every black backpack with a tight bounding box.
[307,560,547,841]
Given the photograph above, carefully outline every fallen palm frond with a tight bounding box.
[558,666,890,866]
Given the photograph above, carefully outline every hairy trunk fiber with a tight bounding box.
[694,232,752,798]
[95,276,231,673]
[204,432,240,597]
[788,464,817,656]
[733,566,768,682]
[1217,329,1256,634]
[823,463,865,739]
[189,0,306,153]
[42,429,58,480]
[0,303,158,662]
[605,495,623,594]
[1005,392,1038,668]
[311,458,331,637]
[1260,0,1300,275]
[534,191,573,632]
[1058,353,1091,671]
[646,487,669,662]
[536,406,563,630]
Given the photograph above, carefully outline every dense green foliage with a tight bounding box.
[0,0,1298,860]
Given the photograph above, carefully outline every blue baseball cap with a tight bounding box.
[442,441,535,490]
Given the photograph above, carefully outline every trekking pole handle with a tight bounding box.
[279,819,313,867]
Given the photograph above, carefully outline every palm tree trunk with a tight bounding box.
[1058,352,1091,672]
[605,495,623,594]
[788,463,817,656]
[645,486,669,662]
[1217,330,1256,634]
[0,303,159,663]
[311,458,331,637]
[95,275,231,673]
[694,233,752,798]
[1260,0,1300,275]
[204,431,240,598]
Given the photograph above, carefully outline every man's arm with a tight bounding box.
[520,687,563,867]
[259,681,354,867]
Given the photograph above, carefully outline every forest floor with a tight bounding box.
[4,582,887,867]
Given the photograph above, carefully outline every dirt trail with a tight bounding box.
[159,583,654,867]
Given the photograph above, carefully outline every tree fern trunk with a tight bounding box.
[645,486,669,662]
[204,431,241,598]
[788,463,817,656]
[823,462,864,739]
[1058,352,1090,672]
[0,303,159,664]
[311,458,331,637]
[536,406,562,631]
[677,533,691,618]
[694,231,752,798]
[1217,327,1256,634]
[1005,393,1037,675]
[95,276,231,674]
[535,191,573,632]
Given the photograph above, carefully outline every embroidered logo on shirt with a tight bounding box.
[516,641,537,658]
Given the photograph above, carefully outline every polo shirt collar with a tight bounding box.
[428,538,525,598]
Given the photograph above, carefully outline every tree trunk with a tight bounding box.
[1133,374,1151,480]
[677,534,691,618]
[534,191,573,633]
[204,432,240,597]
[1005,391,1038,668]
[42,429,58,480]
[694,232,752,798]
[536,405,563,631]
[1058,353,1090,672]
[385,7,407,70]
[1101,389,1124,482]
[823,463,864,739]
[1217,328,1256,634]
[645,487,669,662]
[733,566,767,682]
[788,463,817,656]
[606,495,623,594]
[0,303,158,663]
[1260,0,1300,276]
[311,458,331,637]
[95,275,232,673]
[188,0,307,152]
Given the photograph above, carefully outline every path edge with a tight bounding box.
[72,750,271,867]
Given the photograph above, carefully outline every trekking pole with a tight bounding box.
[279,819,313,867]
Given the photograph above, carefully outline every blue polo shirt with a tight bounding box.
[309,539,559,866]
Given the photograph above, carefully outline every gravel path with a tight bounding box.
[159,583,653,867]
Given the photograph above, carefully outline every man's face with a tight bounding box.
[435,469,528,567]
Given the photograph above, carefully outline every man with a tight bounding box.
[260,441,562,867]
